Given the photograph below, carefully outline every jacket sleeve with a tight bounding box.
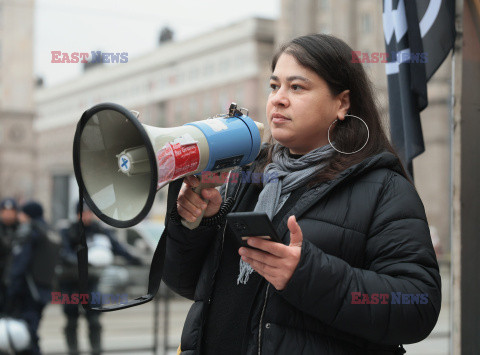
[277,173,441,345]
[161,179,226,300]
[162,221,220,300]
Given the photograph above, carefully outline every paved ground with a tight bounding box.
[38,264,451,355]
[39,291,188,355]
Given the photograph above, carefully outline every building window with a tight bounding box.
[156,101,166,126]
[189,67,199,81]
[177,71,185,84]
[235,85,244,107]
[361,13,372,33]
[204,62,214,77]
[318,0,329,10]
[219,58,230,72]
[234,55,245,69]
[218,91,228,112]
[319,24,330,34]
[51,174,71,224]
[174,100,184,125]
[189,97,199,120]
[203,93,212,116]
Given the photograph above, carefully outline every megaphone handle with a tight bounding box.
[181,182,220,230]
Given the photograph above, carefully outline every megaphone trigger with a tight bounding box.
[180,175,225,230]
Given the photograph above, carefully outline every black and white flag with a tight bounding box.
[383,0,456,177]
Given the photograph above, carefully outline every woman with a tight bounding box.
[162,34,441,355]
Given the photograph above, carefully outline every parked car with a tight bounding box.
[97,221,165,296]
[114,220,164,260]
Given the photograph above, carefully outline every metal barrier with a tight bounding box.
[43,282,182,355]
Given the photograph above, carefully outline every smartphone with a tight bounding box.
[226,212,283,249]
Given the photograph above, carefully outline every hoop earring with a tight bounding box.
[327,114,370,155]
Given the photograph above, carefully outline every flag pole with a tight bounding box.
[450,0,462,352]
[448,43,455,355]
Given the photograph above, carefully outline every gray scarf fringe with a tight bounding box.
[237,143,334,285]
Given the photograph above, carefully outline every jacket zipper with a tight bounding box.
[257,283,270,355]
[207,170,243,305]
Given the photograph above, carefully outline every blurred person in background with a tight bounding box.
[58,202,142,355]
[0,198,19,313]
[3,201,56,355]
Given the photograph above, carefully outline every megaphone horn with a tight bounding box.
[73,102,264,229]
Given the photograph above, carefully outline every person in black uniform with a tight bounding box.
[0,198,19,313]
[58,202,142,355]
[163,34,441,355]
[3,201,53,355]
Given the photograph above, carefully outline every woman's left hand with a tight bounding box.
[238,215,303,291]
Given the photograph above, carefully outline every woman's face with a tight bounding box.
[266,53,349,154]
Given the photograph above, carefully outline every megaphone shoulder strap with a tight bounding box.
[77,178,184,311]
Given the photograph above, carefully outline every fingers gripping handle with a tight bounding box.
[181,181,221,230]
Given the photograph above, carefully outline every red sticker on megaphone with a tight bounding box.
[157,138,200,188]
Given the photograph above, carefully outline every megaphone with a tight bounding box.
[73,102,264,229]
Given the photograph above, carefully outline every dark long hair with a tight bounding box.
[258,34,410,185]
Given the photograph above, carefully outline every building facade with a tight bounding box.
[0,0,35,201]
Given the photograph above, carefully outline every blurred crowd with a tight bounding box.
[0,198,142,355]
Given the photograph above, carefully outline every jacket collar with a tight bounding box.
[276,151,404,237]
[225,151,405,239]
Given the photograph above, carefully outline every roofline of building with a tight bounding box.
[36,17,275,104]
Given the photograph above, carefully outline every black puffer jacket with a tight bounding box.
[162,150,441,355]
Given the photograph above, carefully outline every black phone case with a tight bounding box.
[226,212,282,248]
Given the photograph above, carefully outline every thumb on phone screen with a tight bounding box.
[287,215,303,248]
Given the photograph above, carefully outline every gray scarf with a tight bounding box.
[237,143,335,285]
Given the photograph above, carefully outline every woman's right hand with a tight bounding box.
[176,175,223,223]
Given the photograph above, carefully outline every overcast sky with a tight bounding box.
[34,0,280,87]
